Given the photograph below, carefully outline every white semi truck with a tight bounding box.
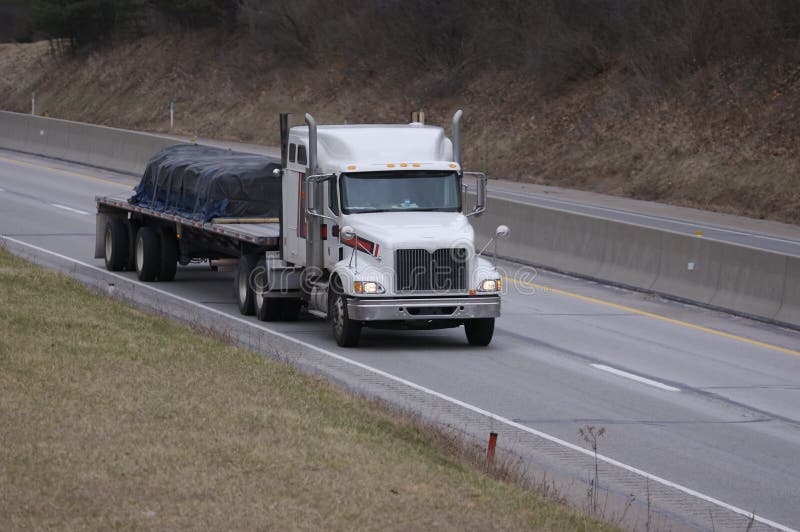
[95,111,508,347]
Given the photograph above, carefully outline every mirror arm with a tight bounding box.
[305,173,338,223]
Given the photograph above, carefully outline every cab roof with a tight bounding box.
[289,123,457,172]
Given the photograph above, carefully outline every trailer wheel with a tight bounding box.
[158,228,178,281]
[254,257,282,321]
[124,220,141,271]
[464,318,494,346]
[236,254,258,315]
[104,219,129,271]
[329,278,361,347]
[135,227,161,282]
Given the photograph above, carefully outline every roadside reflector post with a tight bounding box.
[169,101,174,130]
[31,91,35,115]
[487,431,498,464]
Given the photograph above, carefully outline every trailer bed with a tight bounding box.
[96,194,280,249]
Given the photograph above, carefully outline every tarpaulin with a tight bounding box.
[130,144,281,222]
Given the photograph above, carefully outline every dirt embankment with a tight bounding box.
[1,32,798,223]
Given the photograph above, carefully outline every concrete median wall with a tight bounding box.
[3,110,797,328]
[473,194,800,329]
[0,111,178,175]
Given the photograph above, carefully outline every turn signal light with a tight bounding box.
[354,281,385,294]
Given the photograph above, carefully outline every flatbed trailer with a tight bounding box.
[95,193,280,259]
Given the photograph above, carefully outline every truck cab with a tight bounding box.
[267,111,506,347]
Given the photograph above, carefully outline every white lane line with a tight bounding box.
[0,235,795,532]
[591,363,681,392]
[488,187,800,247]
[51,203,90,215]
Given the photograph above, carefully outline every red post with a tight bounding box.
[487,432,498,464]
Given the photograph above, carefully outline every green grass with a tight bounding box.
[0,248,616,530]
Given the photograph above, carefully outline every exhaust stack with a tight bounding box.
[304,113,324,277]
[452,109,463,167]
[279,113,290,169]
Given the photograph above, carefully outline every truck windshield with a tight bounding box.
[340,171,461,214]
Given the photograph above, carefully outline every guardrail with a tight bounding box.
[2,110,797,328]
[0,110,177,175]
[471,195,800,329]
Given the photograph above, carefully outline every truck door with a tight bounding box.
[324,175,341,267]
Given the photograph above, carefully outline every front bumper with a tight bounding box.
[347,295,501,321]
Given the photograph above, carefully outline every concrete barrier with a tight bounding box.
[651,232,721,305]
[0,110,34,153]
[595,222,661,289]
[474,194,799,329]
[0,110,177,175]
[710,242,787,322]
[2,110,797,329]
[776,256,800,326]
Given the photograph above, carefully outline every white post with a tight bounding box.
[31,92,35,115]
[169,101,174,130]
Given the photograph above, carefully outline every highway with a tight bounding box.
[2,149,799,531]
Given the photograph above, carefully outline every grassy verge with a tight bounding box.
[0,248,614,530]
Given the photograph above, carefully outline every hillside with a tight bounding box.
[1,22,799,223]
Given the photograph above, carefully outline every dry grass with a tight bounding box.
[1,33,798,224]
[0,248,614,530]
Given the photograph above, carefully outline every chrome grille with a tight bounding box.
[395,248,467,292]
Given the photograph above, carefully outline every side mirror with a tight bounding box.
[464,172,487,217]
[496,225,510,240]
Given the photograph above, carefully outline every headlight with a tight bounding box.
[354,281,385,294]
[479,279,501,292]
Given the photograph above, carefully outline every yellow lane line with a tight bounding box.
[0,155,131,189]
[504,275,800,357]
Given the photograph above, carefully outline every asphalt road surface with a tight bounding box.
[2,149,799,530]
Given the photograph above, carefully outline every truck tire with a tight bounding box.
[254,257,282,321]
[329,279,361,347]
[125,220,141,271]
[158,227,178,281]
[135,227,161,282]
[236,254,258,315]
[104,218,128,271]
[464,318,494,346]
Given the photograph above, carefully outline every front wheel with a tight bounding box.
[329,285,361,347]
[464,318,494,346]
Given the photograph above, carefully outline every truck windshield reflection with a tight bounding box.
[340,171,461,214]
